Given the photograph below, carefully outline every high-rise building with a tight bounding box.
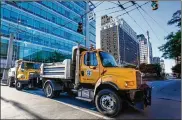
[137,34,153,64]
[1,1,96,76]
[100,15,139,66]
[152,57,160,64]
[137,34,148,64]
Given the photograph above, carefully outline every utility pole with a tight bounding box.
[147,31,150,64]
[136,44,139,68]
[116,20,121,66]
[1,33,14,85]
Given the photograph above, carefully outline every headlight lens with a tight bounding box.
[125,81,134,87]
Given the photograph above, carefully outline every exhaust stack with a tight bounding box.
[74,44,80,89]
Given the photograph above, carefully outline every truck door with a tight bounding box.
[17,62,27,80]
[80,51,100,84]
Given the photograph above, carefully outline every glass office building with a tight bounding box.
[1,1,96,65]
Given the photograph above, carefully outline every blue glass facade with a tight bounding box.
[1,1,96,62]
[89,20,96,47]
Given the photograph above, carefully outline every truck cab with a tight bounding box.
[41,45,151,117]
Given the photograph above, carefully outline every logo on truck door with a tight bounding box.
[86,70,92,76]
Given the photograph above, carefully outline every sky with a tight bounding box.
[92,1,180,73]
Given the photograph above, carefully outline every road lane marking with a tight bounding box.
[51,99,111,119]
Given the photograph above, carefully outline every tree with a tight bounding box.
[167,10,181,27]
[123,64,137,69]
[172,64,181,78]
[159,10,181,61]
[139,63,162,77]
[139,63,147,73]
[159,31,181,59]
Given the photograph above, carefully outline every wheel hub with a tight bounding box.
[46,84,52,96]
[100,95,115,110]
[17,82,21,88]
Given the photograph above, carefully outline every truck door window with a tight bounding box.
[84,52,98,66]
[21,62,24,69]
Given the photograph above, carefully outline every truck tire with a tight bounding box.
[44,83,60,98]
[16,81,23,90]
[8,77,14,87]
[95,89,122,117]
[44,82,54,98]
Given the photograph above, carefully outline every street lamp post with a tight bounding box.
[1,33,14,85]
[1,18,22,85]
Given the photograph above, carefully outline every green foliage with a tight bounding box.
[172,64,181,74]
[159,31,181,59]
[159,10,181,59]
[139,63,162,76]
[167,10,181,27]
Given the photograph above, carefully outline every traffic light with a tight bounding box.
[151,0,158,10]
[77,22,83,34]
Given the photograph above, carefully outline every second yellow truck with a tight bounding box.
[8,60,41,90]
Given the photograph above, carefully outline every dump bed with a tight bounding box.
[40,59,72,79]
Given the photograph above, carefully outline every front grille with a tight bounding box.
[136,71,142,88]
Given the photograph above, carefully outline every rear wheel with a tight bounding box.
[16,81,23,90]
[44,83,54,98]
[95,89,122,117]
[44,82,60,98]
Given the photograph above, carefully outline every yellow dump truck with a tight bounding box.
[8,60,41,90]
[40,45,151,117]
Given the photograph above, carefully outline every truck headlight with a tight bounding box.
[125,82,128,87]
[125,81,134,87]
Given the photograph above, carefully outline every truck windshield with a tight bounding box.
[21,63,40,69]
[99,52,118,67]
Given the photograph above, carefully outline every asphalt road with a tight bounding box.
[1,80,181,119]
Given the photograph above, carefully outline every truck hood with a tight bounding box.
[103,67,136,80]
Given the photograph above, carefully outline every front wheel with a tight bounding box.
[95,89,122,117]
